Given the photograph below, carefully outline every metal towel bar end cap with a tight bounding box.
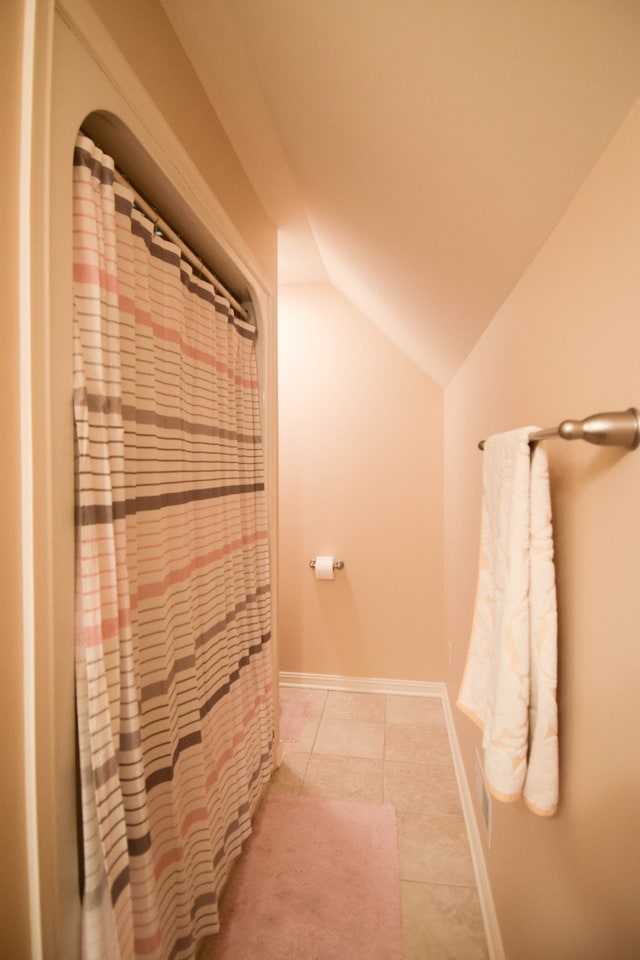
[477,407,640,451]
[309,559,345,570]
[557,408,640,448]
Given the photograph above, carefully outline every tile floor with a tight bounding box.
[270,685,489,960]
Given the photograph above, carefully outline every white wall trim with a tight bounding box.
[279,671,505,960]
[279,670,444,698]
[441,687,506,960]
[20,2,46,956]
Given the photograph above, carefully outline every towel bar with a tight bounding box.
[478,408,640,451]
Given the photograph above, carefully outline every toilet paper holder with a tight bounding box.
[309,558,345,571]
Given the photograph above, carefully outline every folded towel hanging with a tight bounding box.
[458,427,559,816]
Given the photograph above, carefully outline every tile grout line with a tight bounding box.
[401,877,481,891]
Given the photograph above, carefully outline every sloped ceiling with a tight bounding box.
[160,0,640,385]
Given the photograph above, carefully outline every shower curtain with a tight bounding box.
[73,133,274,960]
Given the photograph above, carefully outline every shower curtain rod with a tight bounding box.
[111,168,251,323]
[477,407,640,451]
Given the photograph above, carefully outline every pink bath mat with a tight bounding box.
[203,796,402,960]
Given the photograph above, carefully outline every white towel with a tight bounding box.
[457,428,558,816]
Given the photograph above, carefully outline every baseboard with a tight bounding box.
[441,688,505,960]
[279,670,444,698]
[279,670,505,960]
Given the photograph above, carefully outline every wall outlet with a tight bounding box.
[474,749,492,847]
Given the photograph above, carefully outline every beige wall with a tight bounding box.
[278,283,444,682]
[445,98,640,959]
[0,1,33,956]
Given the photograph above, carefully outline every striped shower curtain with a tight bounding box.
[73,133,274,960]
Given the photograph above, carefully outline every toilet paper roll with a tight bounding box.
[314,556,335,580]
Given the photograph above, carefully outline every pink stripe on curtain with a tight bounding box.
[73,133,274,960]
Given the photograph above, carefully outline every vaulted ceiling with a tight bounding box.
[160,0,640,385]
